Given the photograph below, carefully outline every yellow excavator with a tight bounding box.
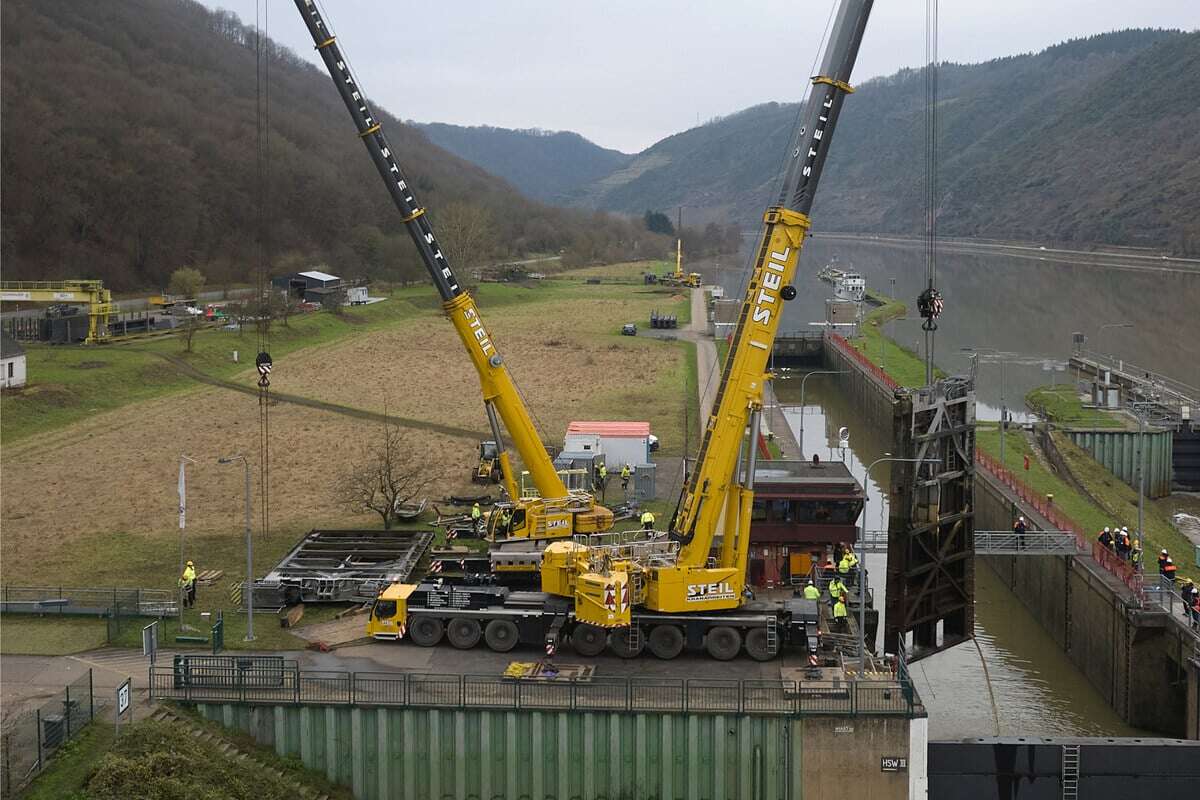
[353,0,874,659]
[291,0,610,545]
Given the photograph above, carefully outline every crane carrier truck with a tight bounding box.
[297,0,874,660]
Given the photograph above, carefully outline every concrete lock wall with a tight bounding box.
[1065,429,1173,499]
[823,336,897,433]
[975,473,1198,738]
[194,703,920,800]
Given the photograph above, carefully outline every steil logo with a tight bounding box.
[752,248,791,325]
[462,307,495,358]
[686,582,736,602]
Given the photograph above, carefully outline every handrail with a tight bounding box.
[149,666,918,717]
[828,332,900,391]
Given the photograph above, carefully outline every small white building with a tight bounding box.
[1,334,27,389]
[564,421,652,468]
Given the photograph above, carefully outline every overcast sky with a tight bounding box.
[200,1,1199,153]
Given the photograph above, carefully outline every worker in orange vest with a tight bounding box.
[1161,557,1178,583]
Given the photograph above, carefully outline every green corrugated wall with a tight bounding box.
[196,703,800,800]
[1067,429,1173,499]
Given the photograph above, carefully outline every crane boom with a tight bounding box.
[292,0,573,507]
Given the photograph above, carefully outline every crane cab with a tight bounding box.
[367,583,415,639]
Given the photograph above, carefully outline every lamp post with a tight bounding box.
[962,348,1014,468]
[799,370,848,456]
[1094,322,1133,366]
[860,455,938,675]
[218,454,254,641]
[178,454,196,630]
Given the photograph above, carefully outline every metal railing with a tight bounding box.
[828,332,900,391]
[149,666,918,717]
[1142,577,1200,640]
[1,586,177,618]
[859,529,1081,555]
[1074,347,1198,406]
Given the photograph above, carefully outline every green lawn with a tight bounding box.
[975,426,1196,584]
[21,719,116,800]
[847,292,942,388]
[1026,384,1129,429]
[0,616,109,654]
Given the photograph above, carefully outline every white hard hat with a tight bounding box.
[1122,526,1128,533]
[1103,527,1109,532]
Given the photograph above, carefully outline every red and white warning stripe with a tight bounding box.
[430,561,444,573]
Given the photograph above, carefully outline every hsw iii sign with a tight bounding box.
[880,756,908,772]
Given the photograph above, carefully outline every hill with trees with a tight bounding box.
[418,29,1200,253]
[0,0,667,291]
[413,123,633,205]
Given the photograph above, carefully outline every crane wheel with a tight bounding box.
[409,616,444,647]
[571,623,608,657]
[705,626,742,661]
[647,625,684,660]
[447,618,482,649]
[744,628,777,662]
[609,627,644,659]
[484,619,519,652]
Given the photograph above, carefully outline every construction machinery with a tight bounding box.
[293,0,612,548]
[364,0,875,660]
[658,235,702,288]
[473,440,501,484]
[0,280,116,344]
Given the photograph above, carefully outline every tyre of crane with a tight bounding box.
[647,625,685,660]
[484,619,519,653]
[705,626,742,661]
[409,616,444,647]
[609,627,644,659]
[744,628,777,662]
[571,623,608,657]
[447,617,482,650]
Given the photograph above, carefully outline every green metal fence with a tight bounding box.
[150,664,918,717]
[0,670,97,797]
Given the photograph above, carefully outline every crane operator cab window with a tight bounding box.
[372,599,397,620]
[490,507,527,538]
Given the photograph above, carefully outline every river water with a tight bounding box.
[774,374,1148,738]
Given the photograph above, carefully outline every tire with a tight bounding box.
[705,626,742,661]
[609,627,644,659]
[744,627,777,662]
[571,623,608,657]
[647,625,684,660]
[484,619,519,653]
[447,618,482,650]
[409,616,444,647]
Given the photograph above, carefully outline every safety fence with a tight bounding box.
[0,669,97,798]
[974,451,1143,597]
[0,585,177,642]
[1143,577,1200,643]
[827,332,900,392]
[150,663,918,718]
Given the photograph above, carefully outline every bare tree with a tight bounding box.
[337,420,432,529]
[436,202,496,272]
[180,312,200,353]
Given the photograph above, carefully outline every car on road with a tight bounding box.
[621,323,637,336]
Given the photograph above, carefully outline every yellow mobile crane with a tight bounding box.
[367,0,873,659]
[659,213,701,288]
[292,0,611,544]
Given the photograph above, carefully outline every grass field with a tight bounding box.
[0,262,693,650]
[0,616,109,654]
[976,425,1196,583]
[1026,384,1129,429]
[847,292,943,388]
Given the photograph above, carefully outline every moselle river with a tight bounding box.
[700,234,1200,422]
[774,373,1150,738]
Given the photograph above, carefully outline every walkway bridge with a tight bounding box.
[858,529,1082,555]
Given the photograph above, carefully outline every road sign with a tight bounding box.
[117,679,131,716]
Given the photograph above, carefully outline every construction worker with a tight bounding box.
[1158,549,1170,574]
[1162,557,1178,583]
[1130,539,1143,571]
[1097,526,1113,550]
[832,596,849,630]
[827,576,846,610]
[844,546,860,586]
[1180,579,1199,626]
[837,553,853,587]
[471,502,482,535]
[620,464,631,493]
[640,509,655,531]
[597,463,608,501]
[1116,527,1131,560]
[802,581,820,601]
[498,506,512,535]
[1013,516,1027,551]
[179,560,197,609]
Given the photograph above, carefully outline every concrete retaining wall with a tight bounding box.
[823,335,897,434]
[194,702,922,800]
[975,471,1199,738]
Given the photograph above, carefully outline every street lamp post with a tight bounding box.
[1094,322,1134,366]
[799,370,848,457]
[218,454,254,641]
[860,455,938,675]
[178,454,196,630]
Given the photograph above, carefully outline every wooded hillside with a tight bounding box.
[0,0,665,291]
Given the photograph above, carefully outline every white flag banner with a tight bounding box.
[178,461,187,529]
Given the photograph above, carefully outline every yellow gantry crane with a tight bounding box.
[0,280,115,344]
[292,0,611,543]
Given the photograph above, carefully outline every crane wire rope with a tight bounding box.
[256,0,273,542]
[920,0,941,386]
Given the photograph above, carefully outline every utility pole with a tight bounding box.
[799,370,848,456]
[177,455,196,631]
[218,454,255,641]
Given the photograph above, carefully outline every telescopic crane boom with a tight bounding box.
[293,0,611,536]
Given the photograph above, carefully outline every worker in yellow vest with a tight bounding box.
[471,502,482,535]
[179,560,197,609]
[802,581,820,600]
[597,463,608,501]
[640,509,655,531]
[620,464,632,493]
[827,576,846,610]
[832,597,849,630]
